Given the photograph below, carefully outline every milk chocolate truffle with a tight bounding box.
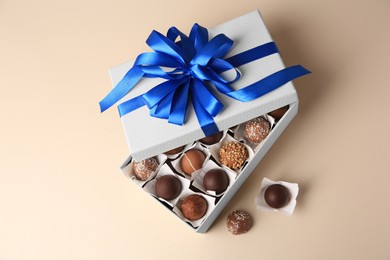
[264,184,290,208]
[164,146,185,155]
[199,131,223,145]
[203,169,229,193]
[226,210,253,235]
[133,157,158,181]
[181,194,208,221]
[180,149,206,176]
[244,117,270,143]
[155,175,182,200]
[268,106,289,120]
[219,142,248,170]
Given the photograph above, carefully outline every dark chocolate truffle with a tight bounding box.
[133,157,158,181]
[244,117,270,143]
[264,184,290,208]
[164,146,185,155]
[203,169,229,193]
[181,194,208,221]
[268,106,289,120]
[155,175,182,200]
[199,132,223,145]
[180,149,206,176]
[219,142,248,170]
[226,210,253,235]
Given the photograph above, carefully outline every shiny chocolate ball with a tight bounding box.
[203,169,229,193]
[264,184,290,208]
[199,132,223,145]
[155,175,182,200]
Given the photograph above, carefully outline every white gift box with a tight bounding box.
[110,10,301,233]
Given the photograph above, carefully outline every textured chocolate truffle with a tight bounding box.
[155,175,182,200]
[244,117,270,143]
[133,157,158,181]
[164,146,185,155]
[264,184,290,208]
[199,131,223,145]
[203,169,229,193]
[268,106,289,120]
[226,210,253,235]
[180,149,206,176]
[219,142,248,170]
[181,194,208,221]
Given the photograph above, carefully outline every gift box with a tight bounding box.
[102,10,309,233]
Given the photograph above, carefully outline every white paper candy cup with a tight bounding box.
[192,159,236,197]
[121,154,167,187]
[234,115,275,152]
[209,134,254,174]
[171,142,211,180]
[173,191,215,228]
[143,164,190,206]
[255,177,299,216]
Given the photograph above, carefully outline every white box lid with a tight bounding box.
[108,10,298,161]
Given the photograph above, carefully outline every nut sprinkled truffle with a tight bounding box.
[180,149,206,176]
[226,210,253,235]
[164,146,185,155]
[244,117,270,143]
[133,157,159,181]
[219,142,248,170]
[181,194,208,221]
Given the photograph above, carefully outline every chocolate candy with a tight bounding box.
[226,210,253,235]
[268,106,289,120]
[244,117,270,143]
[155,175,182,200]
[180,149,206,176]
[164,146,185,155]
[203,169,229,193]
[219,142,248,170]
[264,184,290,208]
[133,157,158,181]
[199,131,223,145]
[181,194,208,221]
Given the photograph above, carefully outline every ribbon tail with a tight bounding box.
[192,79,224,116]
[191,91,220,136]
[214,65,311,101]
[168,81,190,125]
[117,95,146,117]
[99,66,144,113]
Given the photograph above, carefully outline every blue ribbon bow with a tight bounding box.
[99,23,310,136]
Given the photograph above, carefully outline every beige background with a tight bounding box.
[1,0,389,259]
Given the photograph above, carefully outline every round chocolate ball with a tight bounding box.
[164,145,185,155]
[181,194,208,221]
[203,169,229,194]
[133,157,158,181]
[180,149,206,176]
[244,117,270,143]
[268,106,289,120]
[155,175,182,200]
[226,210,253,235]
[264,184,291,209]
[199,131,223,145]
[219,142,248,170]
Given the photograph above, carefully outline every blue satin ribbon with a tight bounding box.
[99,23,310,136]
